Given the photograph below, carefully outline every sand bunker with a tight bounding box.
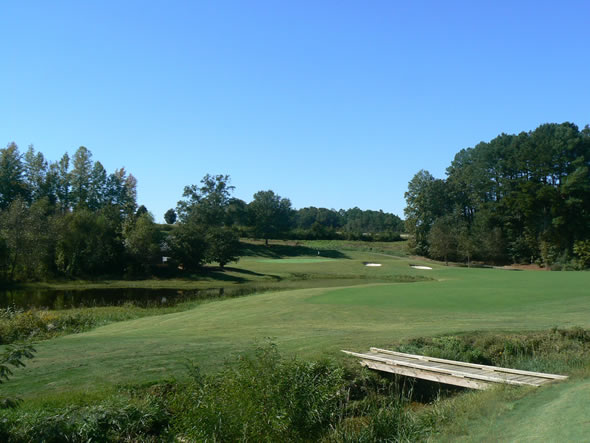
[411,265,432,270]
[364,263,382,267]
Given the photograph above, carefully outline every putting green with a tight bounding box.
[256,258,334,263]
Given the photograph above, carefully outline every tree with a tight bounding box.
[172,175,242,268]
[105,168,137,216]
[55,153,71,212]
[405,122,590,264]
[404,171,452,255]
[225,198,248,227]
[456,224,477,268]
[0,143,29,209]
[164,208,177,224]
[135,205,148,218]
[573,240,590,269]
[248,190,292,245]
[0,197,53,280]
[205,227,240,268]
[88,161,108,210]
[168,220,207,271]
[70,146,93,209]
[427,215,458,266]
[24,145,49,203]
[176,174,234,225]
[54,209,124,277]
[124,212,162,273]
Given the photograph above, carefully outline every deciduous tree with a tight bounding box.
[248,190,292,245]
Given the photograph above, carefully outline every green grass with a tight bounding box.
[429,376,590,442]
[3,239,590,440]
[6,260,590,398]
[256,258,334,263]
[457,378,590,442]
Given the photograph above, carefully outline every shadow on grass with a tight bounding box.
[185,266,283,283]
[222,267,267,276]
[239,242,350,259]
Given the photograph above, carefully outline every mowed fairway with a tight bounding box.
[8,252,590,398]
[449,379,590,442]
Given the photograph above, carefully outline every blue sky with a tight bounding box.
[2,1,589,221]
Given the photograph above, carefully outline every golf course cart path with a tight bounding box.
[343,348,568,390]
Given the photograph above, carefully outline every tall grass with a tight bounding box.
[1,329,588,441]
[397,327,590,375]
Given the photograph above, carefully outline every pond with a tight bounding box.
[0,286,260,310]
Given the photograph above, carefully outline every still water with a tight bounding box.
[0,286,258,310]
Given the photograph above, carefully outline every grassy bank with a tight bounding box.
[2,239,590,440]
[4,265,590,397]
[1,329,589,442]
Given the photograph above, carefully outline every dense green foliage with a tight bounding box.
[292,206,404,240]
[248,189,292,245]
[0,144,141,281]
[0,343,421,442]
[173,175,404,257]
[405,122,590,266]
[0,396,169,442]
[0,142,404,281]
[398,327,590,375]
[1,329,589,441]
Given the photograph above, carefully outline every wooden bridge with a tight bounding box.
[342,348,568,390]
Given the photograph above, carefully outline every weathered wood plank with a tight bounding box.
[343,350,532,385]
[360,360,492,390]
[343,349,568,390]
[369,348,568,380]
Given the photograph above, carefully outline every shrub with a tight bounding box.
[170,342,349,441]
[0,397,170,442]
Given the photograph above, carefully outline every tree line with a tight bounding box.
[0,143,143,281]
[404,122,590,268]
[0,143,403,281]
[164,174,403,270]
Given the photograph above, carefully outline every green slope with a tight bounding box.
[445,378,590,442]
[7,265,590,398]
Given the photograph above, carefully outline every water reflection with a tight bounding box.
[0,286,249,310]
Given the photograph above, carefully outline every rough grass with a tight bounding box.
[0,302,210,345]
[2,331,589,442]
[4,262,590,398]
[2,240,590,440]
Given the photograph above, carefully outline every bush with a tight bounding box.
[169,342,349,441]
[398,327,590,374]
[0,397,170,442]
[0,309,99,344]
[4,333,587,441]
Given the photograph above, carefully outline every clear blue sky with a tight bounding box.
[2,1,589,221]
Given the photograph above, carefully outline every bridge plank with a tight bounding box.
[343,349,567,390]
